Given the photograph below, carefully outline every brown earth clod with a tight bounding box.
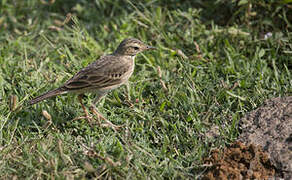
[202,141,276,180]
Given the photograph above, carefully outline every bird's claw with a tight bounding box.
[89,106,122,131]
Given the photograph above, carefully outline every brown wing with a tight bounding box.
[61,55,133,91]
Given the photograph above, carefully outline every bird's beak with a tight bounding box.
[146,46,157,50]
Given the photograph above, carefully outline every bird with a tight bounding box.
[29,38,156,127]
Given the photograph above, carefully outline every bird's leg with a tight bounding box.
[90,104,122,131]
[90,94,122,131]
[124,83,134,107]
[72,94,93,122]
[78,94,89,117]
[89,104,105,121]
[89,93,105,123]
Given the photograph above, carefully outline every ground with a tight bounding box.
[202,141,276,180]
[202,96,292,179]
[0,0,291,179]
[239,96,292,179]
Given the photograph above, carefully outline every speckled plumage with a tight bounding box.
[29,38,155,116]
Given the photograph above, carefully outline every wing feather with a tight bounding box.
[61,55,133,92]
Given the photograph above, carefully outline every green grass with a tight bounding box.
[0,0,291,179]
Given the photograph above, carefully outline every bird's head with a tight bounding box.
[114,38,156,56]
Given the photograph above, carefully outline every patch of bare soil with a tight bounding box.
[239,96,292,179]
[202,96,292,179]
[202,141,276,180]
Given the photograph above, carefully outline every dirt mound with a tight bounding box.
[202,97,291,179]
[239,96,292,179]
[202,141,276,180]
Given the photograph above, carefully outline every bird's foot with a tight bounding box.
[72,115,94,125]
[89,105,123,131]
[124,99,134,108]
[74,94,94,124]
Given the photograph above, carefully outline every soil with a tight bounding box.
[202,141,276,180]
[201,96,292,179]
[239,96,292,179]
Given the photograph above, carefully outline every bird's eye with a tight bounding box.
[133,46,139,50]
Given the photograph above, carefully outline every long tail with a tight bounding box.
[29,88,66,105]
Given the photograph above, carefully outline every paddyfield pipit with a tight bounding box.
[29,38,156,126]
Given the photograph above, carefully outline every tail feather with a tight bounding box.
[29,88,66,105]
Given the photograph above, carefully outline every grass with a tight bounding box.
[0,0,291,179]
